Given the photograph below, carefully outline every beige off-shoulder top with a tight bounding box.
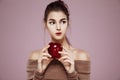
[27,59,90,80]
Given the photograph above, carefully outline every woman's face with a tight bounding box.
[46,11,68,41]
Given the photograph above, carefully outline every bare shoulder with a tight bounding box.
[73,48,90,61]
[28,49,42,60]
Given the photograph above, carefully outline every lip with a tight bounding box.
[56,32,62,35]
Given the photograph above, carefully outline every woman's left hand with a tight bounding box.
[58,46,75,73]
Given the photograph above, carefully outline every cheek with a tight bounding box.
[62,24,68,31]
[46,25,55,33]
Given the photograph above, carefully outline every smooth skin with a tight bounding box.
[29,11,90,74]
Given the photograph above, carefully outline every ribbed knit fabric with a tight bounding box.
[27,59,90,80]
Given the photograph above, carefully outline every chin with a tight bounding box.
[53,36,64,42]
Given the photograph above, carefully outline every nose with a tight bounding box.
[56,23,61,31]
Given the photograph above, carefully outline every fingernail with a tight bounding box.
[58,51,61,53]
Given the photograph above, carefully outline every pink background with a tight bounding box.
[0,0,120,80]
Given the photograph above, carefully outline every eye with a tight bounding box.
[49,21,56,25]
[61,20,67,24]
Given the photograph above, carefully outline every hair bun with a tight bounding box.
[44,0,69,22]
[57,0,68,9]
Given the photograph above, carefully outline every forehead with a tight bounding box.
[47,11,67,20]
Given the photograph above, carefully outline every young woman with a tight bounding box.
[27,0,90,80]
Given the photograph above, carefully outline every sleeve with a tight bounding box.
[67,60,90,80]
[26,60,44,80]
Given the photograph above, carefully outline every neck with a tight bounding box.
[51,37,71,49]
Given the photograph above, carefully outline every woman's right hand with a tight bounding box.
[37,45,52,73]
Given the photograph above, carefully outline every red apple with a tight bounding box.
[48,42,62,58]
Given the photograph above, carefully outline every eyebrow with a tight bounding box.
[60,18,67,21]
[48,18,67,21]
[48,19,55,21]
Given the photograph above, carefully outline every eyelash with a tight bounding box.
[49,21,67,25]
[61,21,66,24]
[49,22,55,25]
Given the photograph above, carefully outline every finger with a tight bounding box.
[63,60,71,66]
[41,57,49,61]
[58,51,64,55]
[42,53,51,58]
[59,51,68,56]
[64,59,73,64]
[42,45,50,52]
[59,56,70,62]
[59,56,70,60]
[38,56,49,63]
[38,54,50,62]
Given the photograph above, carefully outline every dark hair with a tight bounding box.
[44,0,71,45]
[44,0,69,22]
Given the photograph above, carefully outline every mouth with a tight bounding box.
[56,32,62,36]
